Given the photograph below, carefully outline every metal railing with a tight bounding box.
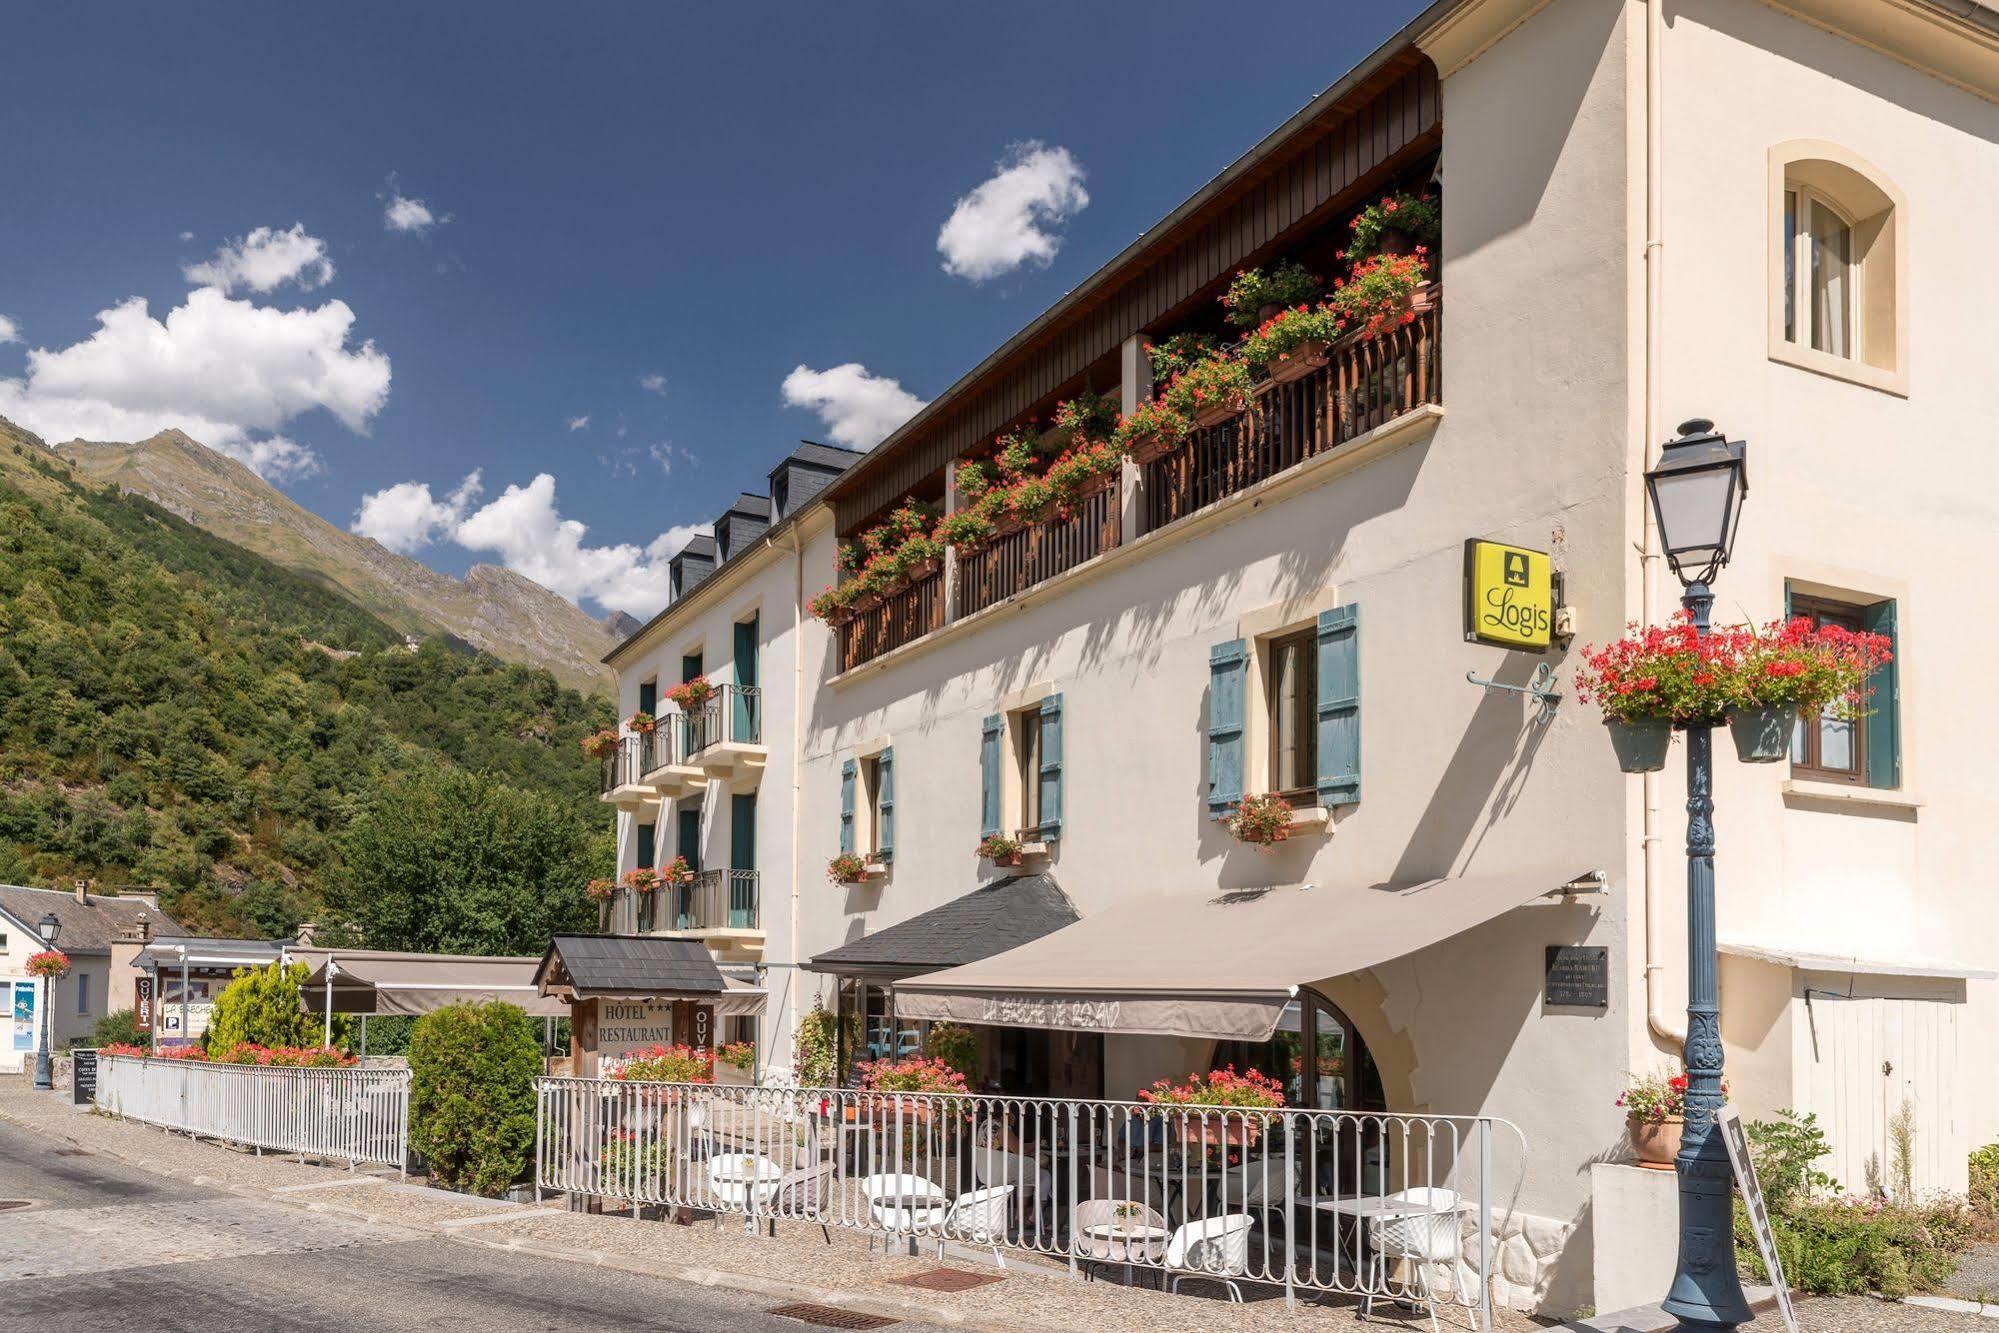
[534,1078,1517,1322]
[680,685,763,757]
[599,734,649,794]
[97,1054,410,1172]
[666,869,760,932]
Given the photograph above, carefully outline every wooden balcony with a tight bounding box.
[958,480,1121,619]
[838,566,945,674]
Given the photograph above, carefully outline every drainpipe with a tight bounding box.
[1641,0,1685,1049]
[785,522,806,1061]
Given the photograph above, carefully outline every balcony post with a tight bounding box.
[1118,334,1151,541]
[942,454,963,623]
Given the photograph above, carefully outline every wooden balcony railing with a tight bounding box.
[957,479,1121,619]
[1145,289,1439,531]
[838,566,945,673]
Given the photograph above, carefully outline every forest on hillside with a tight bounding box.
[0,441,610,944]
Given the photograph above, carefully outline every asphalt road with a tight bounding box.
[0,1117,937,1332]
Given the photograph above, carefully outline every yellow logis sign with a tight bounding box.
[1463,539,1555,651]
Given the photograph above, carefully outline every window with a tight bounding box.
[983,697,1060,843]
[1016,708,1044,836]
[1788,588,1899,789]
[680,652,703,684]
[635,821,657,932]
[638,677,657,718]
[76,972,90,1014]
[843,748,893,865]
[861,756,883,854]
[1768,143,1905,394]
[1267,629,1318,802]
[1785,187,1853,359]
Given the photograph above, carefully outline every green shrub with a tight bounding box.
[88,1007,147,1048]
[205,961,345,1053]
[1971,1143,1999,1232]
[922,1022,978,1082]
[1746,1109,1841,1213]
[1738,1195,1972,1299]
[408,1002,541,1197]
[793,1001,839,1088]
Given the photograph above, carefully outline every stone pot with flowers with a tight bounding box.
[1619,1067,1728,1168]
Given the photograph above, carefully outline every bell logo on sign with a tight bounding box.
[1464,539,1556,651]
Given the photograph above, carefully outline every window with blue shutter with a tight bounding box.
[1208,640,1247,817]
[1038,695,1063,839]
[1862,599,1899,789]
[980,714,1003,837]
[877,747,894,863]
[1316,604,1361,807]
[1787,587,1899,788]
[839,759,857,855]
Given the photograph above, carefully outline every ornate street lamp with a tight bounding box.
[32,912,61,1092]
[1648,420,1752,1332]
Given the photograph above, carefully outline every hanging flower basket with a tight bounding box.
[585,878,618,903]
[25,949,69,980]
[664,677,717,711]
[625,710,658,735]
[581,729,622,760]
[1605,717,1673,773]
[1728,706,1795,764]
[901,555,942,585]
[1191,400,1246,431]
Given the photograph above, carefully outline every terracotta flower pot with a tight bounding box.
[1176,1115,1266,1149]
[1729,705,1795,764]
[901,556,941,585]
[1630,1115,1683,1169]
[1606,717,1673,773]
[1191,399,1246,432]
[1124,432,1183,467]
[1264,339,1331,384]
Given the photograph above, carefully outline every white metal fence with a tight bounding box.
[97,1054,410,1172]
[536,1078,1522,1322]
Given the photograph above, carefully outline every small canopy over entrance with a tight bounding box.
[895,871,1568,1042]
[535,934,765,1015]
[294,948,567,1018]
[805,874,1079,980]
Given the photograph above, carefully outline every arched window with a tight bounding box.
[1769,142,1907,394]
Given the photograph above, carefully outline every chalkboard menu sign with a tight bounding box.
[1545,946,1609,1008]
[71,1048,98,1106]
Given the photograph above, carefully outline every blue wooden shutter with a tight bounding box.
[1863,599,1900,789]
[1208,640,1247,817]
[839,759,856,855]
[980,714,1003,837]
[877,747,895,863]
[636,820,656,869]
[1316,605,1361,807]
[1038,695,1063,839]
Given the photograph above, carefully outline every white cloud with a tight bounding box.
[178,230,195,242]
[183,223,335,294]
[384,193,444,234]
[937,141,1088,282]
[648,441,674,474]
[638,372,666,395]
[0,314,18,345]
[781,363,925,450]
[567,414,590,431]
[351,470,708,617]
[0,286,390,482]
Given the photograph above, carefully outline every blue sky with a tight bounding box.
[0,2,1422,618]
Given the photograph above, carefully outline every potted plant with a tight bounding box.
[1344,190,1442,262]
[977,833,1024,867]
[1225,793,1295,850]
[1619,1068,1727,1169]
[1112,401,1191,467]
[1139,1067,1286,1148]
[857,1055,969,1127]
[1162,353,1253,431]
[581,728,622,760]
[936,503,1000,554]
[1574,614,1733,772]
[715,1040,756,1085]
[1221,262,1320,328]
[585,877,618,903]
[658,854,693,887]
[1241,305,1347,384]
[827,852,871,884]
[625,710,658,735]
[664,676,716,711]
[1329,251,1431,340]
[1044,438,1124,506]
[1047,387,1118,450]
[1726,616,1891,764]
[1145,332,1218,383]
[25,949,69,980]
[623,866,662,894]
[606,1044,715,1105]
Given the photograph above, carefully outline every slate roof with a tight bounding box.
[0,884,183,956]
[784,441,863,472]
[535,934,728,997]
[807,874,1080,979]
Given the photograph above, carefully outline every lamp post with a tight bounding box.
[1647,420,1752,1332]
[32,913,61,1091]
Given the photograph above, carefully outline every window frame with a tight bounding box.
[1787,593,1871,786]
[1265,627,1320,805]
[860,753,884,860]
[1015,706,1045,838]
[1766,142,1907,397]
[1784,185,1859,362]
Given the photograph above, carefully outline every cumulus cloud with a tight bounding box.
[384,193,444,234]
[567,414,590,431]
[0,287,389,483]
[781,363,925,450]
[0,314,18,345]
[352,470,708,617]
[937,142,1088,282]
[638,372,666,395]
[183,224,336,294]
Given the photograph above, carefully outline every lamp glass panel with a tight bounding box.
[1651,466,1735,563]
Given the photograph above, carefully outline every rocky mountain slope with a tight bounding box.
[48,426,621,693]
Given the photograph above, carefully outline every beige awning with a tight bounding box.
[894,872,1568,1041]
[294,949,570,1018]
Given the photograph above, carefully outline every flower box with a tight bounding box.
[1191,400,1245,432]
[1175,1114,1268,1149]
[1264,339,1331,384]
[1123,431,1182,468]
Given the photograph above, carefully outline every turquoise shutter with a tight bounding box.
[1316,605,1360,807]
[877,747,895,863]
[1038,695,1063,839]
[1208,640,1247,817]
[839,759,856,855]
[1863,599,1899,789]
[980,714,1003,837]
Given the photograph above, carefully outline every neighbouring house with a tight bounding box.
[0,883,181,1070]
[596,0,1999,1312]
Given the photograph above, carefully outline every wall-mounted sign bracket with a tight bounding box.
[1466,661,1562,724]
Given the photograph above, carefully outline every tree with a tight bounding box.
[328,766,598,955]
[89,1007,147,1048]
[204,961,341,1052]
[407,1001,541,1196]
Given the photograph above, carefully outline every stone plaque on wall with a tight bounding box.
[1545,946,1609,1008]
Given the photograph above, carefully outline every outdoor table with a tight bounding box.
[1298,1194,1462,1294]
[1081,1215,1170,1287]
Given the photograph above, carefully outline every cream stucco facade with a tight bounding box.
[603,0,1999,1310]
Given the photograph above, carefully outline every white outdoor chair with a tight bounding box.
[769,1159,837,1245]
[1071,1198,1169,1283]
[1227,1154,1300,1256]
[1363,1187,1475,1333]
[862,1172,948,1255]
[941,1183,1015,1266]
[970,1127,1052,1234]
[706,1152,783,1234]
[1164,1213,1255,1302]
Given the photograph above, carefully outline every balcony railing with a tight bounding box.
[1146,289,1439,531]
[838,566,945,673]
[679,685,763,757]
[664,869,760,932]
[958,479,1121,619]
[598,734,649,795]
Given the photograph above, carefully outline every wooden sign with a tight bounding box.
[1464,539,1556,651]
[1545,946,1609,1008]
[1716,1106,1800,1333]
